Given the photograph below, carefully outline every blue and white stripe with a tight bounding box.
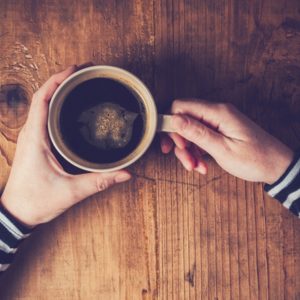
[0,204,32,274]
[265,151,300,217]
[0,240,17,254]
[0,211,30,240]
[268,158,300,198]
[0,264,10,272]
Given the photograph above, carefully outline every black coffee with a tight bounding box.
[59,78,145,164]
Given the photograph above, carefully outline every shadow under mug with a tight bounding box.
[48,65,175,172]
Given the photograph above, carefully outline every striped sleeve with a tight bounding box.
[0,202,33,273]
[264,150,300,217]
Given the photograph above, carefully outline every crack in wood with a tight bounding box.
[132,172,226,189]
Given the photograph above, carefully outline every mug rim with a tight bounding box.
[48,65,158,172]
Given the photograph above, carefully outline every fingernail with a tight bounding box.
[115,173,131,183]
[162,144,170,154]
[77,61,94,70]
[183,161,193,171]
[186,165,193,171]
[195,164,207,175]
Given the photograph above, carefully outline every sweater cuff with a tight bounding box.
[264,149,300,217]
[0,203,33,273]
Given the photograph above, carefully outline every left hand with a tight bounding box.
[1,66,131,227]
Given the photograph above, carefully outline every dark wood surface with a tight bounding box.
[0,0,300,299]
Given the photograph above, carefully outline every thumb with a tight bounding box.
[171,114,224,156]
[28,66,77,133]
[70,170,131,202]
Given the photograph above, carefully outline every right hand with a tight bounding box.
[160,99,294,185]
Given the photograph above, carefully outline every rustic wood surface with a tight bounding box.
[0,0,300,299]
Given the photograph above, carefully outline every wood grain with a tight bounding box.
[0,0,300,299]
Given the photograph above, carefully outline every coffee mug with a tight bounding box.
[48,65,175,172]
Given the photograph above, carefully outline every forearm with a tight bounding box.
[0,201,32,274]
[264,150,300,216]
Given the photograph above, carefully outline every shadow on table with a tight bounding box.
[0,224,53,299]
[122,50,300,150]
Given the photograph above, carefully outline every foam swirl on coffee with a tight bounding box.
[78,102,138,150]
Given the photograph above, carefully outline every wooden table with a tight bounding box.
[0,1,300,299]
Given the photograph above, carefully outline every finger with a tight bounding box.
[174,146,196,171]
[169,132,190,149]
[190,145,208,175]
[160,133,174,154]
[70,170,131,202]
[171,99,226,130]
[194,160,208,174]
[28,65,77,132]
[171,114,224,156]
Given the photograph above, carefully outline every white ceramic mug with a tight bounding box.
[48,65,175,172]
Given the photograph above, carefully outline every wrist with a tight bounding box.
[264,147,294,185]
[0,200,33,274]
[0,197,36,229]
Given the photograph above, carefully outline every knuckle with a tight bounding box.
[194,124,207,140]
[177,115,190,132]
[216,102,227,111]
[218,139,231,155]
[171,99,184,113]
[96,177,111,192]
[217,102,236,114]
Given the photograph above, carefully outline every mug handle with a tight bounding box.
[157,114,176,132]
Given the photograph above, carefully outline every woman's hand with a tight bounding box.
[1,66,131,227]
[161,99,293,184]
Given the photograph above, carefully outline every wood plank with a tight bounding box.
[0,0,300,299]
